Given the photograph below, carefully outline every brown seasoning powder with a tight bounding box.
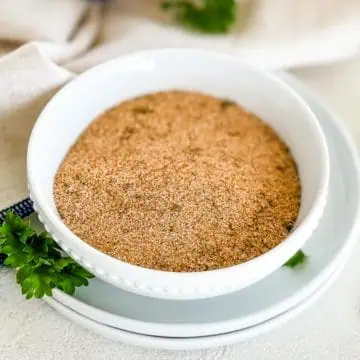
[54,91,301,272]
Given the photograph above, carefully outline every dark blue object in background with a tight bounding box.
[0,197,34,223]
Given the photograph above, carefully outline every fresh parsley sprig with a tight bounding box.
[161,0,237,34]
[0,211,94,299]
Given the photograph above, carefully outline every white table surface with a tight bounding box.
[1,56,360,360]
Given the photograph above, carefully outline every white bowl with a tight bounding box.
[27,49,329,300]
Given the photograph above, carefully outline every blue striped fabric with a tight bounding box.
[0,197,34,223]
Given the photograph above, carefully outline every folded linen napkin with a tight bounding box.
[1,0,360,214]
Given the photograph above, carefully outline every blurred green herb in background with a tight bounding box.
[161,0,237,34]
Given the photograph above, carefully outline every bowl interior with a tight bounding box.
[28,50,327,263]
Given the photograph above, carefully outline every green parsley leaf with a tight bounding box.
[0,211,94,299]
[161,0,237,34]
[21,271,53,299]
[4,252,28,268]
[284,250,307,268]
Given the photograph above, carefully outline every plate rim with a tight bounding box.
[44,251,348,351]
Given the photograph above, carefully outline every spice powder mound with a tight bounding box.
[54,91,301,272]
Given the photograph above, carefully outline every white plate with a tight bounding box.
[45,255,346,350]
[45,72,360,338]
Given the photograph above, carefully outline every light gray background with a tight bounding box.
[1,56,360,360]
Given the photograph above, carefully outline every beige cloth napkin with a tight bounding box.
[1,0,360,211]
